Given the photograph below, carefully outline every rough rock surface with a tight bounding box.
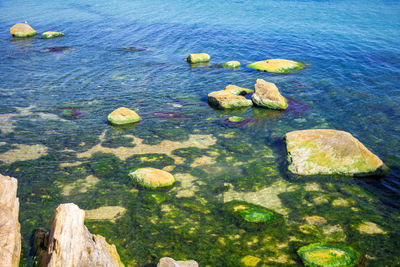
[252,79,288,110]
[107,107,141,125]
[186,53,210,64]
[10,23,37,37]
[42,203,124,267]
[247,59,304,73]
[208,90,252,109]
[41,31,65,39]
[284,129,387,176]
[129,168,175,189]
[0,174,21,267]
[157,257,198,267]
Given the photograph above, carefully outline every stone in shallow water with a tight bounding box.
[41,46,71,53]
[252,79,288,110]
[224,84,253,95]
[223,60,241,69]
[157,257,198,267]
[247,58,305,73]
[10,23,37,37]
[107,107,141,125]
[284,129,388,176]
[228,116,245,122]
[208,90,252,109]
[186,53,210,64]
[85,206,127,222]
[240,255,261,267]
[297,243,361,267]
[41,31,64,39]
[129,167,175,189]
[357,221,387,234]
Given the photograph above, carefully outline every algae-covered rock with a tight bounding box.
[129,167,175,189]
[186,53,210,64]
[10,23,37,37]
[223,200,283,229]
[297,243,361,267]
[208,90,252,109]
[157,257,198,267]
[107,107,141,125]
[224,85,253,95]
[284,129,388,176]
[223,61,240,69]
[252,79,288,110]
[228,116,245,122]
[247,59,305,73]
[41,31,65,39]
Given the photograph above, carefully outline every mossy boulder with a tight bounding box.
[208,90,252,109]
[297,243,361,267]
[247,59,305,73]
[224,85,253,95]
[284,129,388,176]
[41,31,65,39]
[10,23,37,38]
[107,107,141,125]
[186,53,210,64]
[252,79,288,110]
[129,167,175,189]
[223,61,240,69]
[223,201,283,229]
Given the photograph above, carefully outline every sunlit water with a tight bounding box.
[1,0,400,266]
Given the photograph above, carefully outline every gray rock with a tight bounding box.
[157,257,199,267]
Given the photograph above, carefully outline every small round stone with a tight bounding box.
[129,168,175,189]
[107,107,141,125]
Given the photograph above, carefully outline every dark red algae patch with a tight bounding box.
[152,111,187,119]
[57,107,83,118]
[41,46,72,53]
[224,117,256,127]
[286,97,310,116]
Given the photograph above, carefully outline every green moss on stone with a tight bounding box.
[223,61,241,69]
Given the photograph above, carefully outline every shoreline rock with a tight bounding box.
[284,129,388,176]
[252,79,288,110]
[10,23,37,38]
[0,174,21,267]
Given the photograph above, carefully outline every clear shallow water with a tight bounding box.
[1,0,400,266]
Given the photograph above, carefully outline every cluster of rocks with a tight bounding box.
[10,23,64,39]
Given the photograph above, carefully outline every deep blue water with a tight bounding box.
[1,0,400,266]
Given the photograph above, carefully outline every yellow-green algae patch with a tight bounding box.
[77,130,216,164]
[357,221,387,234]
[0,144,48,164]
[85,206,127,222]
[240,255,261,266]
[247,59,305,73]
[61,175,100,196]
[297,243,361,267]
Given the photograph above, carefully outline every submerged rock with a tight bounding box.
[223,61,240,69]
[107,107,141,125]
[41,31,64,39]
[40,203,124,267]
[129,168,175,189]
[41,46,71,53]
[297,243,361,267]
[223,200,283,229]
[240,255,261,267]
[122,46,146,52]
[10,23,37,37]
[224,85,253,95]
[228,116,245,122]
[284,129,388,176]
[252,79,288,110]
[152,111,186,119]
[0,174,21,267]
[157,257,198,267]
[208,90,252,109]
[186,53,210,64]
[247,59,305,73]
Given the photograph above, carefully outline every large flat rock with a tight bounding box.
[0,174,21,267]
[284,129,387,176]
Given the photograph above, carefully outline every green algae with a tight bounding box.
[228,116,245,122]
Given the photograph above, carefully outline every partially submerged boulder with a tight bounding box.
[224,85,253,95]
[223,200,283,229]
[41,31,65,39]
[223,61,240,69]
[297,243,361,267]
[208,90,252,109]
[186,53,210,64]
[10,23,37,38]
[107,107,141,125]
[0,174,21,267]
[284,129,388,176]
[247,59,304,73]
[252,79,288,110]
[40,203,124,266]
[129,168,175,189]
[157,257,198,267]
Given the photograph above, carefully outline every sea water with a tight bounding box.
[0,0,400,266]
